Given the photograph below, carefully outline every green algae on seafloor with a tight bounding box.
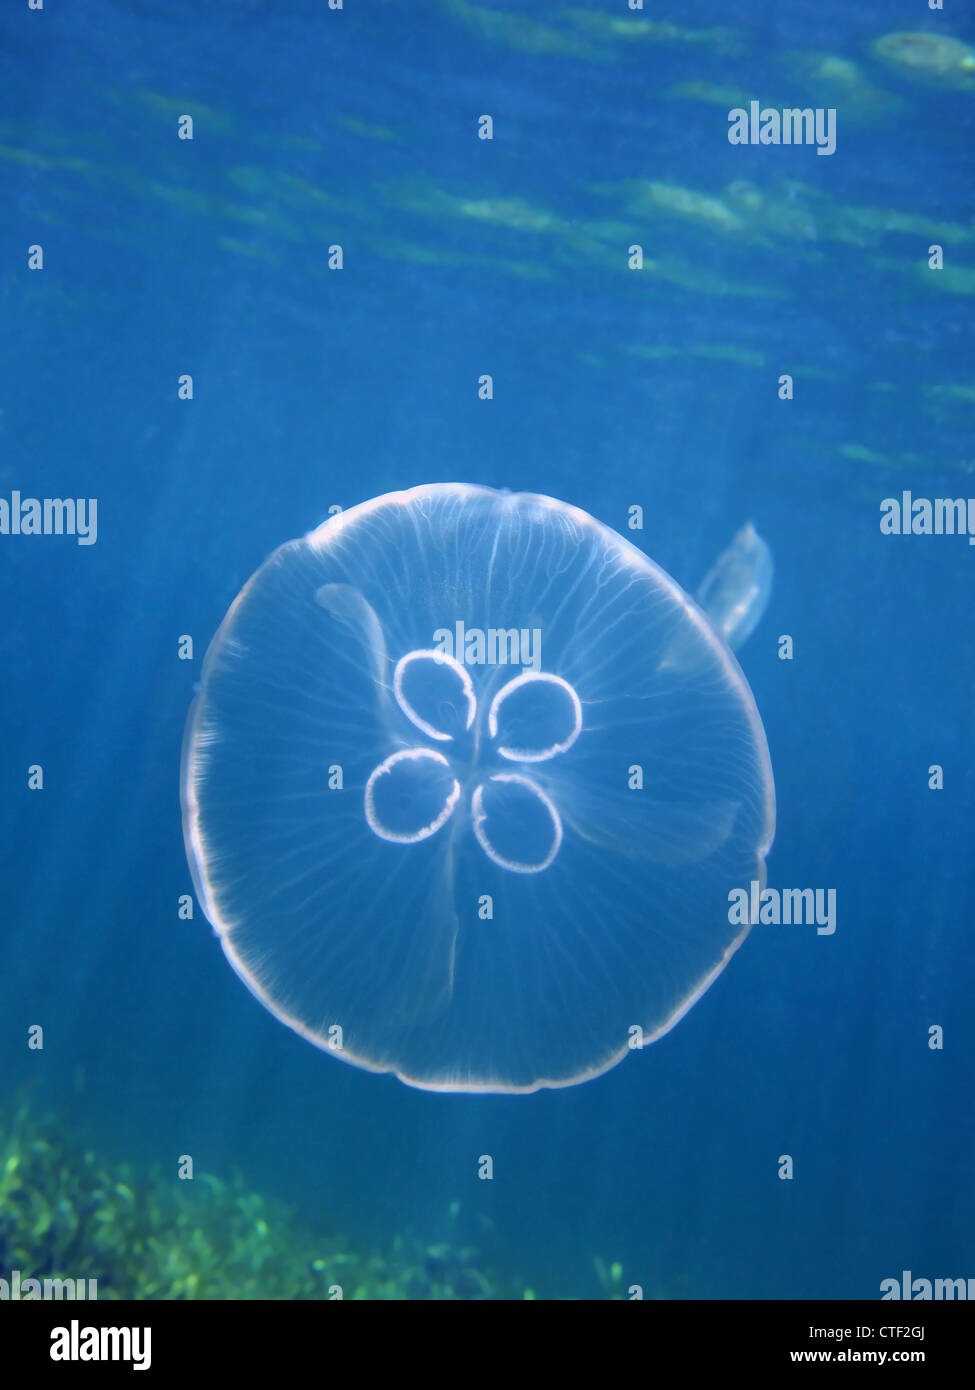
[0,1105,526,1299]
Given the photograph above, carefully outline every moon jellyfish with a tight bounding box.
[181,484,775,1092]
[696,522,773,652]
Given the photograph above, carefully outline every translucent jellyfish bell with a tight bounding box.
[697,521,773,651]
[181,484,775,1093]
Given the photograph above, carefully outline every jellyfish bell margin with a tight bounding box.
[181,483,776,1094]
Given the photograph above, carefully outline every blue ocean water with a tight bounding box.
[1,0,973,1299]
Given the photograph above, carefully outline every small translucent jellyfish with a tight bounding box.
[696,521,773,652]
[181,485,775,1092]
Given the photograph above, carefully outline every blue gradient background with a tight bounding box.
[0,0,972,1297]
